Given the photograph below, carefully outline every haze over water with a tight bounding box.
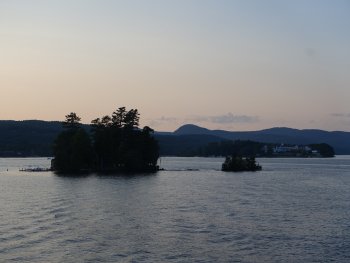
[1,157,350,262]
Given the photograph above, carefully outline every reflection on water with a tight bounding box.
[1,157,350,262]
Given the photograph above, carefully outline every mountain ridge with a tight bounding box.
[0,120,349,156]
[158,124,350,155]
[173,123,345,135]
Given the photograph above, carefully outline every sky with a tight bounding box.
[1,0,349,131]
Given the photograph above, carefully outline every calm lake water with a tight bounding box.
[1,157,350,262]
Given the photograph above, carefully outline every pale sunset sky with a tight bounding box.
[1,0,349,131]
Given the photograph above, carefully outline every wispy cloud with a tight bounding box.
[148,113,259,129]
[331,113,350,118]
[187,113,259,124]
[211,113,259,124]
[147,116,179,127]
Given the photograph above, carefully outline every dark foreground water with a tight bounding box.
[1,157,350,262]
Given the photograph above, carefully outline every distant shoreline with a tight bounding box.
[0,120,349,155]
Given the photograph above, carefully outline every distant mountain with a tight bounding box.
[174,124,212,135]
[156,124,350,155]
[0,121,349,157]
[0,120,89,157]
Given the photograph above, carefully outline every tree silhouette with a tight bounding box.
[53,107,159,174]
[123,109,139,129]
[222,155,261,172]
[63,112,81,129]
[112,107,126,128]
[53,113,93,173]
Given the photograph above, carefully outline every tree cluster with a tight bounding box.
[309,143,335,157]
[222,155,262,172]
[52,108,159,174]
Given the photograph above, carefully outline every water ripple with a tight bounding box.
[1,157,350,262]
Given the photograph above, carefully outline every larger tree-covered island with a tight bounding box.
[52,107,159,174]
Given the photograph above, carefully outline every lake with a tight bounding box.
[1,157,350,262]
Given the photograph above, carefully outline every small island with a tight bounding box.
[222,155,262,172]
[51,107,159,174]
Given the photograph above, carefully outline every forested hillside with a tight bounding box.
[0,121,348,156]
[0,120,89,156]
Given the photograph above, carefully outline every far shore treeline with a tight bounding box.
[0,119,339,159]
[188,140,335,158]
[51,107,159,173]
